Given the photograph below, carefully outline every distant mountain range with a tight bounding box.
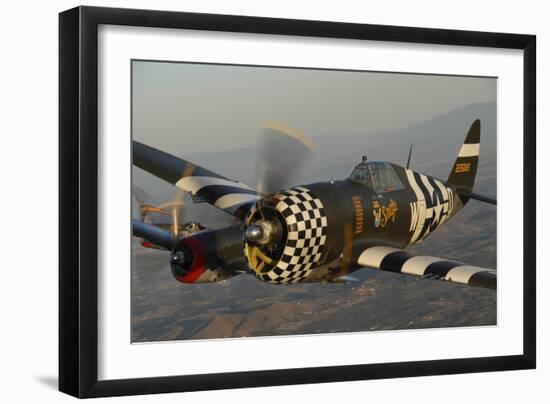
[133,101,496,224]
[305,101,496,181]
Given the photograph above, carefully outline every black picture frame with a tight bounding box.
[59,5,536,398]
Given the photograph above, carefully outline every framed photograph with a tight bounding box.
[59,6,536,398]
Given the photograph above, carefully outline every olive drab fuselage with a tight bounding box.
[243,161,466,283]
[304,164,463,260]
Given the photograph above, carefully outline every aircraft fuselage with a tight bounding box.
[243,162,466,283]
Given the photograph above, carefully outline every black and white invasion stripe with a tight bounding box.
[405,170,455,244]
[133,141,260,219]
[357,246,496,289]
[175,176,259,216]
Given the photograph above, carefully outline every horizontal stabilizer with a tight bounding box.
[456,188,497,205]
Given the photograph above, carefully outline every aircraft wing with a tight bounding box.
[133,141,260,219]
[132,219,175,251]
[356,246,496,289]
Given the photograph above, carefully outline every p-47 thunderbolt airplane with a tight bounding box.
[133,119,496,289]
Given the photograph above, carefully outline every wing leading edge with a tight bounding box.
[356,246,496,289]
[133,141,259,219]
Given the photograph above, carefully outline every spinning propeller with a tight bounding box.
[245,121,316,249]
[158,188,187,237]
[242,122,359,279]
[244,121,357,280]
[133,167,197,276]
[255,120,316,195]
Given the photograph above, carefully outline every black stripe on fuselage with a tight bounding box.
[424,260,462,278]
[427,176,444,205]
[413,172,433,206]
[379,251,413,273]
[197,184,257,203]
[412,172,432,240]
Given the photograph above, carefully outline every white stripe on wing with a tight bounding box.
[357,246,400,268]
[175,176,254,194]
[445,265,492,284]
[401,256,441,276]
[214,193,260,210]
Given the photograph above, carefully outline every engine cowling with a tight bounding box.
[243,186,329,283]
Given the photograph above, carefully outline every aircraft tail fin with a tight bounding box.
[447,119,480,191]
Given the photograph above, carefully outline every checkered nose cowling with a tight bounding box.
[244,186,328,283]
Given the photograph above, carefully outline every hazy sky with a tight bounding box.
[132,60,496,154]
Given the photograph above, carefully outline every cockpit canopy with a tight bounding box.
[348,160,404,193]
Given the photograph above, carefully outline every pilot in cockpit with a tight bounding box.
[348,156,371,185]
